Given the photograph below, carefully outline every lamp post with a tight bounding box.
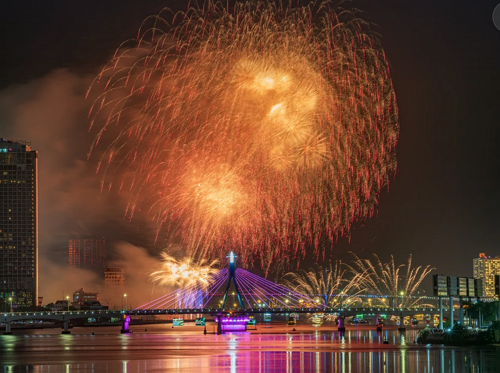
[399,291,405,308]
[123,294,128,310]
[8,297,12,312]
[66,295,70,312]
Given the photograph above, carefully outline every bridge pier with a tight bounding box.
[121,315,131,334]
[4,321,13,335]
[217,315,223,335]
[337,315,345,332]
[398,312,406,332]
[62,320,71,334]
[376,317,383,332]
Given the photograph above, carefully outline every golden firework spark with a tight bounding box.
[347,253,435,308]
[150,252,218,288]
[89,1,399,269]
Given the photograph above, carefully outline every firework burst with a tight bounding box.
[150,252,218,288]
[347,253,435,308]
[281,261,364,307]
[88,0,399,268]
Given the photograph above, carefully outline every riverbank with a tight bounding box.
[417,322,500,345]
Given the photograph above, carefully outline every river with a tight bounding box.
[1,323,499,372]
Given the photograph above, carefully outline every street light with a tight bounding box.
[123,294,128,310]
[66,295,70,312]
[8,297,12,312]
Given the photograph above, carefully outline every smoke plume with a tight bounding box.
[0,69,161,304]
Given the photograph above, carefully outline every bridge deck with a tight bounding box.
[1,306,451,322]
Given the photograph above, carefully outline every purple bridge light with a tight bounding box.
[215,316,250,331]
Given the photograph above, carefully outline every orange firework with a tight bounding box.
[88,0,399,270]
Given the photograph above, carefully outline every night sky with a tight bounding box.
[1,0,499,281]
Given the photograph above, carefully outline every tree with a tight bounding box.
[464,300,499,325]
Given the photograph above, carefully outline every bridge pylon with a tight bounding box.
[221,251,245,309]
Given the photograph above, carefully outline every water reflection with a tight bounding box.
[1,326,499,373]
[3,349,499,373]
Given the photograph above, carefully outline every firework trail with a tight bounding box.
[281,261,364,307]
[347,253,434,308]
[88,0,399,269]
[150,251,218,288]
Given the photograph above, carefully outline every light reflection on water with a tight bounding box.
[2,350,497,373]
[1,325,499,373]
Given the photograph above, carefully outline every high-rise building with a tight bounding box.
[69,237,106,274]
[104,267,125,289]
[68,239,81,268]
[0,139,38,309]
[473,253,500,297]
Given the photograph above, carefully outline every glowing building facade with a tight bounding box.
[104,267,125,289]
[68,239,81,268]
[69,237,107,274]
[473,253,500,297]
[0,139,38,309]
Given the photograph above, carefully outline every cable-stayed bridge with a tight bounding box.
[0,252,456,334]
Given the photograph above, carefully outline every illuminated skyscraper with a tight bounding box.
[473,253,500,297]
[69,237,107,274]
[68,239,81,268]
[0,139,38,309]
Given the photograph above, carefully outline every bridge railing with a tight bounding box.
[131,306,445,314]
[2,310,126,317]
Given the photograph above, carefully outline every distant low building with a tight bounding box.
[50,300,69,312]
[80,301,108,310]
[72,288,99,308]
[473,253,500,297]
